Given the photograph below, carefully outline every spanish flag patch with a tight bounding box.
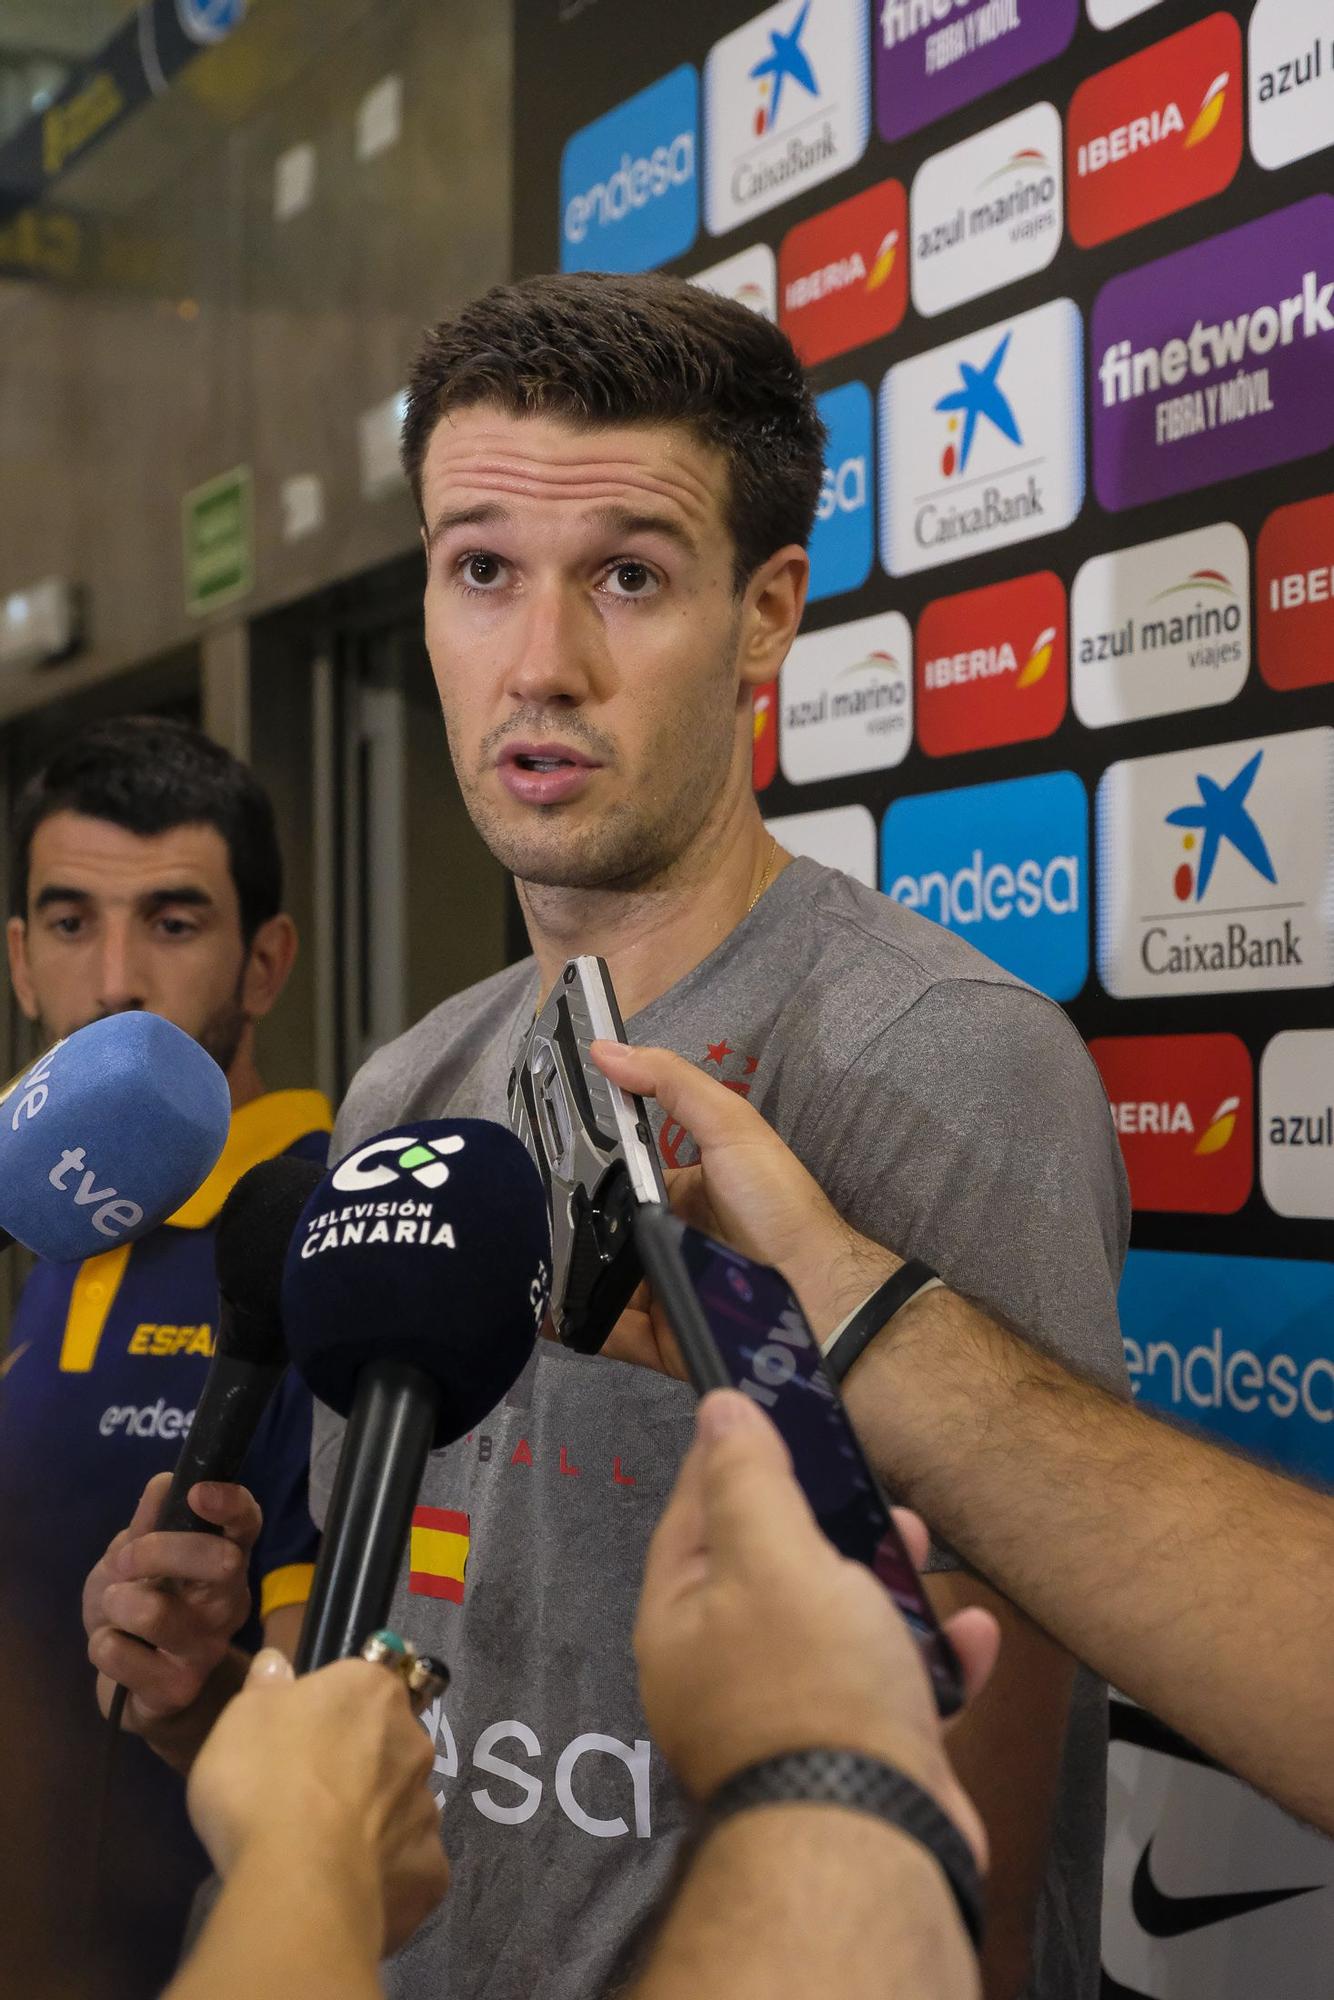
[409,1505,470,1603]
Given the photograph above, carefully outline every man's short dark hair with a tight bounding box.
[401,272,828,590]
[10,716,282,944]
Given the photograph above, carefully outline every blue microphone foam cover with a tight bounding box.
[0,1013,232,1262]
[283,1119,551,1448]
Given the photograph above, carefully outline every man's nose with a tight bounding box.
[95,922,147,1014]
[505,581,600,709]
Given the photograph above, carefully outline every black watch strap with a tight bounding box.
[708,1748,984,1951]
[822,1259,939,1384]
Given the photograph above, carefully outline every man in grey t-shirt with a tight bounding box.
[310,272,1128,2000]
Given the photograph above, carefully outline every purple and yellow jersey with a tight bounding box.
[0,1087,332,1998]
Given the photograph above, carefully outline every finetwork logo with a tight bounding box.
[705,0,869,235]
[765,804,876,888]
[560,66,698,274]
[332,1134,466,1194]
[916,570,1066,758]
[1257,493,1334,692]
[1120,1249,1334,1485]
[1091,195,1334,511]
[1261,1029,1334,1220]
[1068,12,1242,249]
[1249,0,1334,174]
[1071,521,1250,729]
[1096,727,1334,998]
[780,610,912,785]
[882,769,1089,1000]
[779,179,906,366]
[911,101,1062,318]
[880,297,1083,577]
[689,243,776,320]
[809,381,874,604]
[876,0,1076,143]
[1090,1032,1253,1214]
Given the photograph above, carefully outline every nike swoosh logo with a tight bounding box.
[1133,1836,1321,1938]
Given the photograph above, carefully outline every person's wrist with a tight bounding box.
[782,1218,901,1342]
[226,1825,383,1956]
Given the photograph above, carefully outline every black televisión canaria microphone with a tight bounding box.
[283,1119,551,1673]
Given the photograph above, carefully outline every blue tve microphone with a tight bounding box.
[284,1119,551,1669]
[0,1013,232,1261]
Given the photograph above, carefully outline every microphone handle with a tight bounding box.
[296,1360,437,1673]
[156,1348,286,1534]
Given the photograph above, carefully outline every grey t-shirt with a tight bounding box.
[312,856,1129,2000]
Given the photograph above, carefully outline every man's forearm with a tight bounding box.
[629,1806,978,2000]
[848,1291,1334,1831]
[164,1835,382,2000]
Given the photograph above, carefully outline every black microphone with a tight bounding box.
[282,1119,550,1672]
[155,1153,327,1534]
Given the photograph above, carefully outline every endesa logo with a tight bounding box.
[1071,521,1250,729]
[780,610,911,785]
[1092,195,1334,512]
[916,570,1066,758]
[1096,727,1334,999]
[765,804,876,888]
[1261,1029,1334,1221]
[1089,1032,1253,1214]
[1067,12,1242,250]
[911,100,1062,319]
[704,0,869,236]
[882,770,1089,1001]
[690,243,776,321]
[559,66,698,274]
[808,381,873,604]
[779,179,905,367]
[1257,493,1334,693]
[1119,1249,1334,1485]
[880,296,1083,578]
[1249,0,1334,174]
[876,0,1075,144]
[751,680,778,790]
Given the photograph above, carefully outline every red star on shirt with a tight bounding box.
[705,1040,733,1066]
[743,1055,758,1076]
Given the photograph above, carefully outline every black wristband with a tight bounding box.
[708,1748,984,1952]
[822,1259,939,1384]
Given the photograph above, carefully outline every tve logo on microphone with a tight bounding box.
[809,381,874,604]
[560,66,698,274]
[882,770,1089,1000]
[1090,1032,1253,1214]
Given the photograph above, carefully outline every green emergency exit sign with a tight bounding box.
[183,466,253,616]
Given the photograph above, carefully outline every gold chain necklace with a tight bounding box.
[747,835,779,916]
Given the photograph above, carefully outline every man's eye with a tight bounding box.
[157,917,197,939]
[459,553,505,590]
[602,562,659,600]
[50,916,82,937]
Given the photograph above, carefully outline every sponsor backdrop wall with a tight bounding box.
[514,3,1334,1992]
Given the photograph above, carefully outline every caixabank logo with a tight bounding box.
[1067,11,1242,251]
[1249,0,1334,174]
[1120,1249,1334,1486]
[881,769,1088,1000]
[1089,1032,1253,1215]
[704,0,868,236]
[916,570,1065,757]
[779,179,906,367]
[910,101,1062,319]
[1096,727,1334,999]
[880,297,1083,578]
[1261,1029,1334,1221]
[690,243,776,319]
[809,381,873,603]
[560,66,698,273]
[1092,195,1334,511]
[1257,493,1334,693]
[876,0,1076,144]
[1072,521,1250,730]
[780,610,911,785]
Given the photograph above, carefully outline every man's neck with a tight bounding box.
[226,1037,265,1113]
[519,792,788,1021]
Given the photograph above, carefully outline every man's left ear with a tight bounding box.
[240,914,298,1022]
[738,545,809,689]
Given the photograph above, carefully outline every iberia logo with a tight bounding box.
[1068,11,1242,248]
[410,1505,469,1603]
[1165,747,1276,905]
[1090,1033,1253,1213]
[917,572,1067,758]
[1257,492,1334,693]
[779,179,907,367]
[752,680,777,790]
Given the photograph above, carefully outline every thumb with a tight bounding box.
[591,1042,764,1154]
[245,1647,295,1688]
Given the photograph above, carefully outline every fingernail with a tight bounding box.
[248,1648,293,1684]
[698,1390,757,1440]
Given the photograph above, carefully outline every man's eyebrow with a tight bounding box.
[32,884,90,911]
[426,502,509,551]
[586,506,699,558]
[141,886,215,914]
